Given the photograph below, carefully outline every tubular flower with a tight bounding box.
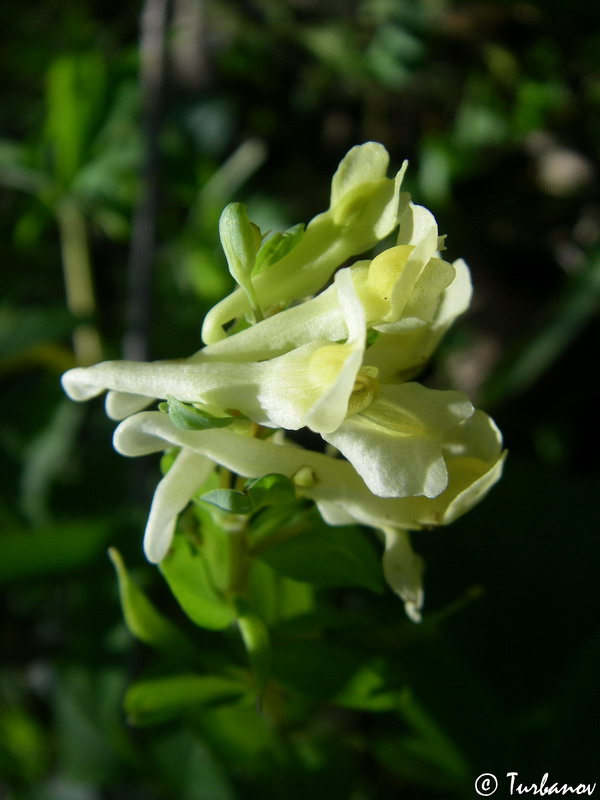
[201,142,408,344]
[62,142,505,621]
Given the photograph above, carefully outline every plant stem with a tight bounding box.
[244,277,264,323]
[57,200,102,365]
[227,525,249,599]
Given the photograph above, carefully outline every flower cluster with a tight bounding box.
[62,143,505,622]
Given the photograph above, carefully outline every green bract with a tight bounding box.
[218,202,263,320]
[61,142,505,623]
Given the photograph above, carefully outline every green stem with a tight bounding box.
[57,200,102,365]
[243,277,264,323]
[227,525,249,599]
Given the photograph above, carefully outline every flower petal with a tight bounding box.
[330,141,390,207]
[105,390,153,421]
[63,269,366,434]
[114,411,504,535]
[143,448,215,563]
[322,383,474,498]
[381,528,424,623]
[364,257,473,382]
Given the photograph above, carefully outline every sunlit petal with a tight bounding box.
[322,383,474,498]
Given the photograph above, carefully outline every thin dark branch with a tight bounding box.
[124,0,171,361]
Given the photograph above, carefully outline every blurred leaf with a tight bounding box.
[0,520,111,584]
[393,688,472,788]
[13,203,54,246]
[0,305,75,364]
[0,139,53,193]
[54,666,128,783]
[159,395,234,431]
[272,638,370,699]
[333,663,402,712]
[0,706,49,782]
[301,24,366,81]
[108,548,198,659]
[160,532,236,630]
[20,400,84,527]
[124,674,249,727]
[256,509,385,593]
[366,24,424,87]
[418,138,452,204]
[43,52,107,186]
[513,78,569,135]
[149,727,236,800]
[192,702,280,769]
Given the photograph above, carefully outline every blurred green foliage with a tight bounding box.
[1,1,599,798]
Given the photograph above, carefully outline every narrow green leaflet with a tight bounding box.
[201,474,296,515]
[159,534,236,630]
[256,509,385,593]
[253,223,305,276]
[108,548,198,659]
[159,395,234,431]
[124,674,249,727]
[200,489,254,515]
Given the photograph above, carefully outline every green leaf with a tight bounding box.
[201,474,297,516]
[253,223,305,276]
[159,395,234,431]
[247,559,315,625]
[244,473,296,510]
[108,548,197,659]
[256,509,385,593]
[201,489,254,515]
[124,674,249,727]
[160,533,236,630]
